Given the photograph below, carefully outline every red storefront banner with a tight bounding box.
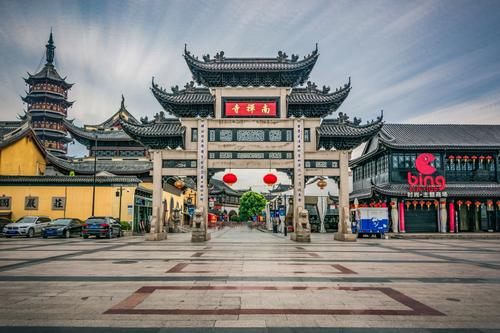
[225,101,277,117]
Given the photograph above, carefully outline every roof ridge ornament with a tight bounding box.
[306,81,318,92]
[119,94,126,111]
[45,30,55,65]
[184,81,196,92]
[214,51,225,62]
[277,51,288,62]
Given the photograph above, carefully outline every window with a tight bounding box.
[191,128,198,142]
[304,128,311,142]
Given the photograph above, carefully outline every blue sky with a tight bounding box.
[1,0,500,158]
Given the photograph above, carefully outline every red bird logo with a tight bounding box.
[415,153,436,175]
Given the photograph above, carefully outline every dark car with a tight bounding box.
[42,218,83,238]
[82,216,122,239]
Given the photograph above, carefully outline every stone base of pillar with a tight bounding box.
[290,230,311,242]
[191,230,211,242]
[333,232,357,242]
[146,232,167,241]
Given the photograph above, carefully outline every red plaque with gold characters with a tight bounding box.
[224,101,277,117]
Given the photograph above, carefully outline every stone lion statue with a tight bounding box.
[193,208,204,230]
[296,207,310,231]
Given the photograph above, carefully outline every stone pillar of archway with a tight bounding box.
[192,118,210,242]
[147,149,166,241]
[291,118,311,242]
[334,150,357,242]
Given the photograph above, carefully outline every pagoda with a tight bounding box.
[22,32,73,156]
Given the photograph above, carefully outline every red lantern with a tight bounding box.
[263,173,278,186]
[448,155,455,161]
[381,202,387,208]
[316,178,327,190]
[463,155,469,162]
[405,201,411,209]
[496,200,500,209]
[471,155,477,161]
[474,201,481,208]
[223,173,237,186]
[465,200,472,210]
[425,201,432,210]
[486,155,493,163]
[434,200,440,207]
[479,155,485,161]
[174,179,185,189]
[412,200,418,209]
[487,200,493,208]
[456,200,463,208]
[419,200,425,208]
[456,155,462,161]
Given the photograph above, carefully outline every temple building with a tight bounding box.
[120,45,382,242]
[350,124,500,233]
[22,32,73,156]
[64,95,148,158]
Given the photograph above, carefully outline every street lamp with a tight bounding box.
[116,186,131,222]
[91,132,98,216]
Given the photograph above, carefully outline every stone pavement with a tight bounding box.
[0,225,500,332]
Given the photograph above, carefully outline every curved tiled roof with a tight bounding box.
[119,116,185,149]
[86,95,140,129]
[22,93,74,108]
[48,154,152,175]
[380,124,500,149]
[184,46,319,87]
[0,175,141,185]
[64,119,133,142]
[317,113,384,150]
[151,79,215,118]
[288,80,351,117]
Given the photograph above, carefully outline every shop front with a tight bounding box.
[350,124,500,233]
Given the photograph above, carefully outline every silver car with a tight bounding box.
[3,216,52,238]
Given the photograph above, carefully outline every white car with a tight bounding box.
[3,216,52,238]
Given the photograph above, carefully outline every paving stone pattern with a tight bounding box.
[0,225,499,332]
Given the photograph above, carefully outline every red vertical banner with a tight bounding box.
[449,202,455,233]
[399,202,406,233]
[225,101,277,117]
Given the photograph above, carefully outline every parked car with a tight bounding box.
[3,216,51,238]
[82,216,122,239]
[0,217,11,234]
[42,218,83,238]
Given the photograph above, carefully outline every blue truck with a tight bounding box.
[351,207,389,238]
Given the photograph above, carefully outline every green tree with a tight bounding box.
[239,191,267,221]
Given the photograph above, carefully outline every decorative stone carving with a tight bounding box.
[191,207,210,242]
[292,207,311,243]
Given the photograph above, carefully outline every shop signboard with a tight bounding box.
[224,101,277,117]
[407,153,446,193]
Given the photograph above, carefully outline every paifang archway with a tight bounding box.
[121,45,382,242]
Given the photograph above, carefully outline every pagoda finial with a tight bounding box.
[45,29,55,64]
[120,94,126,110]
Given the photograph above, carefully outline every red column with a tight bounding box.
[449,202,455,233]
[399,202,406,233]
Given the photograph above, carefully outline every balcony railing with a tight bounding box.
[30,84,67,98]
[33,121,66,134]
[29,103,67,116]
